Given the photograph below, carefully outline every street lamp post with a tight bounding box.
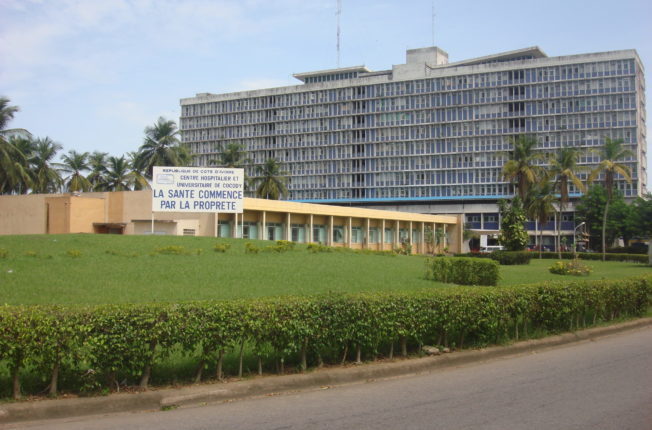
[573,222,586,259]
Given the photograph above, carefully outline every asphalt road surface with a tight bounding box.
[9,326,652,430]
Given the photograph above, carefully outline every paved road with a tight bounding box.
[9,326,652,430]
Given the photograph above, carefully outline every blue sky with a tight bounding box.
[1,0,651,183]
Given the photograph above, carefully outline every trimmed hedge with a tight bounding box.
[426,257,500,286]
[459,252,648,264]
[537,252,648,263]
[1,276,651,398]
[490,251,532,265]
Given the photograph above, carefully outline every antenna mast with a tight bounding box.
[336,0,341,67]
[431,1,435,46]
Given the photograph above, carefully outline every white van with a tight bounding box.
[480,245,504,253]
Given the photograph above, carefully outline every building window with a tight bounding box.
[333,226,344,243]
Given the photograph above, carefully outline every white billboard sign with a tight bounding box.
[152,166,244,213]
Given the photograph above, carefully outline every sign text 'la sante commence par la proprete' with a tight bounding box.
[152,166,244,213]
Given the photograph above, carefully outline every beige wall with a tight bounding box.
[0,194,48,235]
[69,197,105,233]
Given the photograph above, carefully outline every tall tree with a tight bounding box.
[549,147,586,257]
[212,142,249,168]
[126,151,150,191]
[525,182,557,258]
[588,137,634,260]
[0,97,32,194]
[498,197,529,251]
[575,185,629,251]
[134,117,186,177]
[29,137,63,194]
[252,158,288,200]
[0,96,19,131]
[57,150,92,192]
[87,151,109,191]
[0,136,33,195]
[98,156,135,191]
[501,135,545,200]
[629,194,652,239]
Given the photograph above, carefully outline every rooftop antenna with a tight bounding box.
[431,1,436,46]
[336,0,341,67]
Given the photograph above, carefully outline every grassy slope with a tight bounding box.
[0,234,649,305]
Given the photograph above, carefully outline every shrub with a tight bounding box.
[307,243,333,253]
[265,240,295,253]
[606,244,648,254]
[244,242,260,254]
[153,246,187,255]
[537,252,647,263]
[490,251,532,265]
[66,249,82,258]
[549,260,592,276]
[213,243,231,253]
[0,248,7,259]
[275,240,295,251]
[426,257,500,286]
[454,252,492,259]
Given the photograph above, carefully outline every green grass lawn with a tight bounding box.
[0,234,650,305]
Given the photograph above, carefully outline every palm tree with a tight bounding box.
[0,136,32,194]
[99,156,135,191]
[87,151,109,191]
[0,97,31,194]
[134,117,186,178]
[29,137,63,194]
[588,137,634,260]
[212,142,249,168]
[525,182,557,259]
[549,147,586,258]
[57,150,92,192]
[126,151,150,191]
[0,96,20,131]
[501,135,545,201]
[252,158,288,200]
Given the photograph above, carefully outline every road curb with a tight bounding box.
[2,317,651,425]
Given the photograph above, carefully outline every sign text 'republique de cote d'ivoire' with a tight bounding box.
[152,166,244,213]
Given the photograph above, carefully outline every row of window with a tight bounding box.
[218,220,447,245]
[181,84,636,130]
[181,59,637,116]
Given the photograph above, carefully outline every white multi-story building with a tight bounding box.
[180,46,646,250]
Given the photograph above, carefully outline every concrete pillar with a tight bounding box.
[421,222,425,254]
[364,218,370,250]
[309,214,314,243]
[395,220,400,247]
[328,216,333,246]
[347,217,352,248]
[381,219,385,250]
[262,211,266,240]
[214,212,219,237]
[433,222,436,253]
[286,213,291,241]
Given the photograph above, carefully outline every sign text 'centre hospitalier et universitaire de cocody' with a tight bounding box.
[152,166,244,213]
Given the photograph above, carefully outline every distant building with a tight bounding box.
[180,46,646,250]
